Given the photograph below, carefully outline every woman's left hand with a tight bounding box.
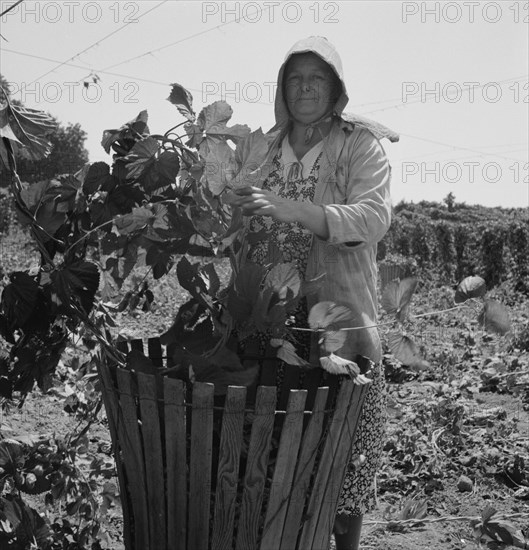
[226,186,330,239]
[228,186,298,223]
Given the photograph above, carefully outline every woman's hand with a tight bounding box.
[228,186,298,223]
[226,186,330,240]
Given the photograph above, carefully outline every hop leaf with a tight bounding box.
[388,331,429,370]
[101,110,149,154]
[274,340,310,367]
[381,277,418,321]
[454,276,486,303]
[51,261,100,315]
[0,90,56,166]
[478,300,511,335]
[167,82,195,122]
[319,353,371,384]
[308,301,353,353]
[0,272,39,329]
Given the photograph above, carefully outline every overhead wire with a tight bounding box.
[5,45,525,160]
[399,133,525,163]
[2,49,273,106]
[0,0,24,18]
[355,75,528,115]
[2,0,526,166]
[26,1,168,86]
[74,3,276,85]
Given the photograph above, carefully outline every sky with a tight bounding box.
[1,0,528,208]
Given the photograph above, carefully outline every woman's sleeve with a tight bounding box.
[322,128,392,246]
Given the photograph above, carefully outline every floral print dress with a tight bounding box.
[246,136,386,518]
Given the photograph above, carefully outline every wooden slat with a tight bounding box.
[312,383,370,550]
[188,383,215,550]
[297,380,355,548]
[96,360,133,550]
[301,368,323,411]
[277,365,301,410]
[235,386,277,550]
[164,378,187,550]
[211,386,247,550]
[148,337,164,368]
[261,389,307,549]
[137,372,166,549]
[147,337,165,403]
[280,387,329,550]
[115,368,150,550]
[130,338,144,353]
[259,345,278,387]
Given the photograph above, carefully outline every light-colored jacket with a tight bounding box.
[241,36,397,364]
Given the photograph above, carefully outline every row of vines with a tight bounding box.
[2,193,528,293]
[378,210,529,292]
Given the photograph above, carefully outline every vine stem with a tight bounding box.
[62,219,115,258]
[363,511,528,527]
[290,320,396,333]
[150,133,199,162]
[412,305,465,318]
[289,302,475,332]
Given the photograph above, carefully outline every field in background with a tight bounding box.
[1,196,528,549]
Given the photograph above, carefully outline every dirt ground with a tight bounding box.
[3,358,527,550]
[1,227,528,549]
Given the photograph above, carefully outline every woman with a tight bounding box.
[231,36,396,550]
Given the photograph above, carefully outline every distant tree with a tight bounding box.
[443,192,456,212]
[14,121,89,183]
[0,73,89,186]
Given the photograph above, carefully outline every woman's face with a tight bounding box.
[284,53,338,124]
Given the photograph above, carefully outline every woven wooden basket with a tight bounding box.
[97,336,369,550]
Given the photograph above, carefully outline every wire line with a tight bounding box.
[26,1,168,86]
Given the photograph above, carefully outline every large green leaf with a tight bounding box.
[114,207,154,235]
[478,300,511,335]
[274,340,310,367]
[381,277,418,321]
[51,261,100,314]
[0,494,51,547]
[0,439,25,469]
[454,276,487,303]
[202,137,237,195]
[167,82,195,122]
[308,301,353,330]
[227,262,266,323]
[388,331,429,370]
[101,110,149,154]
[197,101,250,143]
[308,301,352,353]
[0,92,56,165]
[156,150,180,182]
[19,180,66,239]
[123,136,159,180]
[78,161,112,195]
[50,174,84,214]
[264,262,301,301]
[232,128,269,186]
[319,354,371,384]
[1,272,39,328]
